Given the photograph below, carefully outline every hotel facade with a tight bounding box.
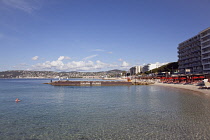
[178,27,210,74]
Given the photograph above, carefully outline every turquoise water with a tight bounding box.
[1,79,210,140]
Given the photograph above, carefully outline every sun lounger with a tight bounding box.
[200,79,210,89]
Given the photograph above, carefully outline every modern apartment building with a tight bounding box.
[200,27,210,73]
[178,27,210,74]
[130,66,142,75]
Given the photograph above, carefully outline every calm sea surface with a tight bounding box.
[1,79,210,140]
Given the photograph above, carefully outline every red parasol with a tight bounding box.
[179,77,186,80]
[198,76,205,79]
[192,77,199,79]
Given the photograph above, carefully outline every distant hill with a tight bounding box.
[0,70,58,78]
[106,69,124,73]
[0,69,126,78]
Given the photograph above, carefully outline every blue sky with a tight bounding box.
[0,0,210,72]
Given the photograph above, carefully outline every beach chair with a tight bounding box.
[203,79,210,89]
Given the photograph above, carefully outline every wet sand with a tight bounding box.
[154,82,210,95]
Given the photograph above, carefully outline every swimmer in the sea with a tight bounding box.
[15,98,21,102]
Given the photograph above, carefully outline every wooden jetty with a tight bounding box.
[45,80,132,86]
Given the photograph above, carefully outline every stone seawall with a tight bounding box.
[44,80,132,86]
[132,81,155,85]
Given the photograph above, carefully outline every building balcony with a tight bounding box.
[201,43,210,48]
[201,38,210,43]
[202,50,210,54]
[202,55,210,59]
[191,63,202,67]
[203,67,210,71]
[202,62,210,65]
[201,32,210,38]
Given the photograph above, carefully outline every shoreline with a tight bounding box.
[153,82,210,95]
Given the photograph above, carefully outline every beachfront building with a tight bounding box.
[200,27,210,73]
[178,27,210,74]
[178,34,202,74]
[130,66,142,75]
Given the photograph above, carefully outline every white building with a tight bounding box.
[142,62,168,73]
[130,66,143,75]
[130,62,167,75]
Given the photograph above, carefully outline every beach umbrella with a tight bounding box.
[192,77,199,79]
[198,76,205,79]
[180,77,186,80]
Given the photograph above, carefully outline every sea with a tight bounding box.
[1,79,210,140]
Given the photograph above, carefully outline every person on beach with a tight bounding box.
[15,98,21,102]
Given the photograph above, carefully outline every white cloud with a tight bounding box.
[118,58,123,61]
[83,54,98,60]
[32,56,39,60]
[50,60,64,67]
[2,0,41,13]
[58,56,71,61]
[32,59,119,71]
[121,61,130,67]
[30,56,132,71]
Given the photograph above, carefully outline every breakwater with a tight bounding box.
[44,80,155,86]
[132,81,155,85]
[45,80,132,86]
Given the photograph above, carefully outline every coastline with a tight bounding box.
[153,82,210,95]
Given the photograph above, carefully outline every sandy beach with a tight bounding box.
[153,82,210,95]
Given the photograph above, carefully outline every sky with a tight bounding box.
[0,0,210,72]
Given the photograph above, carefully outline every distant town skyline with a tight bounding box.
[0,0,210,72]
